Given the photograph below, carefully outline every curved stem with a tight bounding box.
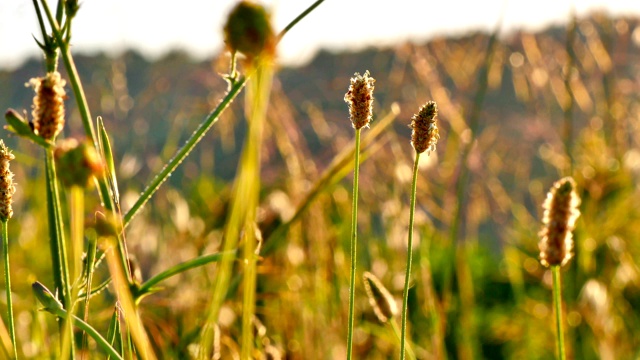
[346,128,361,360]
[552,266,566,360]
[136,250,236,298]
[123,77,247,228]
[2,220,17,359]
[276,0,325,43]
[45,305,122,360]
[401,152,420,359]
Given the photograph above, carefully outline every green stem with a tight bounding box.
[70,187,83,284]
[199,64,271,359]
[276,0,325,42]
[2,220,17,359]
[391,320,416,360]
[401,152,420,360]
[552,266,566,360]
[240,60,272,360]
[45,149,75,356]
[123,77,247,228]
[136,250,236,298]
[346,128,361,360]
[45,305,122,360]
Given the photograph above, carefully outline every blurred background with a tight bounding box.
[2,1,640,359]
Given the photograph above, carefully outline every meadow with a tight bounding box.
[1,1,640,359]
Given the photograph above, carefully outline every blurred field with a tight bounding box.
[2,11,640,359]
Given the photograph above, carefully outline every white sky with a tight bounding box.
[1,0,639,70]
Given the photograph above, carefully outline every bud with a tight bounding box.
[363,271,397,323]
[223,1,275,61]
[32,281,64,313]
[0,140,16,221]
[54,138,104,188]
[28,71,67,140]
[409,101,440,154]
[539,177,581,267]
[344,71,375,130]
[65,0,80,18]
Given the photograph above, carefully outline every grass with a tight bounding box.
[1,1,640,359]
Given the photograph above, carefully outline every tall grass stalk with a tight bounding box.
[198,61,272,359]
[103,240,156,360]
[241,60,274,359]
[344,69,375,359]
[404,101,439,359]
[400,151,420,359]
[346,128,362,360]
[44,149,75,357]
[552,266,567,360]
[2,220,17,359]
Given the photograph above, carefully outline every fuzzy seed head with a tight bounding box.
[54,138,104,188]
[410,101,440,154]
[0,140,16,221]
[539,177,581,267]
[344,71,375,130]
[28,71,67,140]
[363,271,397,323]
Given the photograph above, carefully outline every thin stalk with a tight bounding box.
[276,0,325,43]
[136,250,236,299]
[2,220,17,359]
[104,243,156,360]
[390,320,416,360]
[44,149,75,357]
[240,59,273,360]
[70,186,83,283]
[199,63,271,359]
[81,237,98,359]
[401,152,420,360]
[123,77,247,227]
[346,128,362,360]
[62,186,83,359]
[552,266,567,360]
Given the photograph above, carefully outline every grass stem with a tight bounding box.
[2,220,17,359]
[552,266,567,360]
[401,152,420,359]
[123,77,247,228]
[44,149,75,357]
[346,128,362,360]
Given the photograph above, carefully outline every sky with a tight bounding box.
[1,0,640,70]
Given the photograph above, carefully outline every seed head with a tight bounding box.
[223,1,275,61]
[0,141,16,221]
[28,71,67,140]
[539,177,581,267]
[344,71,375,130]
[54,138,104,188]
[363,271,397,323]
[410,101,439,154]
